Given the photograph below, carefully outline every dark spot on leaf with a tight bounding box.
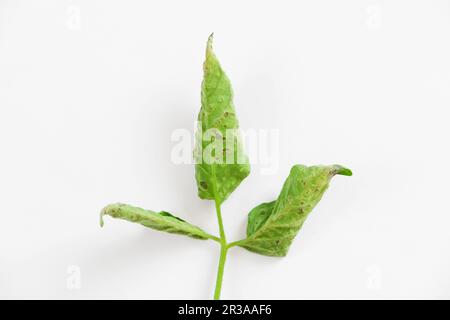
[200,181,208,189]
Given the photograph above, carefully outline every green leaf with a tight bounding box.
[194,34,250,204]
[238,164,352,257]
[246,201,276,236]
[100,203,218,241]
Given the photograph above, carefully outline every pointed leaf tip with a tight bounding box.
[334,165,352,176]
[206,33,214,51]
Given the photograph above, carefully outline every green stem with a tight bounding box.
[207,234,221,243]
[227,239,245,249]
[214,242,228,300]
[213,197,227,300]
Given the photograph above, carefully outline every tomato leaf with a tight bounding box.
[239,165,352,257]
[100,203,218,241]
[194,34,250,204]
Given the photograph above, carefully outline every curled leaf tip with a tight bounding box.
[99,206,108,227]
[99,203,121,227]
[333,165,352,176]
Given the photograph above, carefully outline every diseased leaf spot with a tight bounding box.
[200,181,208,190]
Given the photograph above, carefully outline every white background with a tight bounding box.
[1,0,449,299]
